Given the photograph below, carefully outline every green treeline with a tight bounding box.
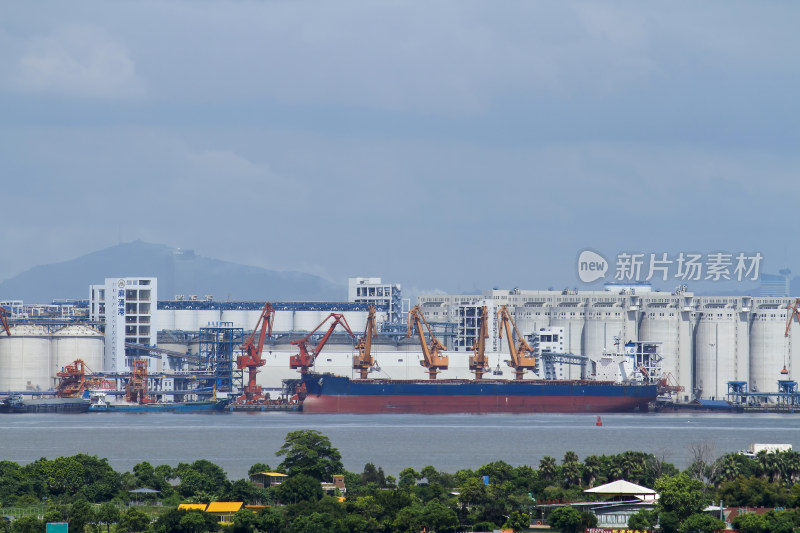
[3,430,800,532]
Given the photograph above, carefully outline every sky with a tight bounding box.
[1,1,799,295]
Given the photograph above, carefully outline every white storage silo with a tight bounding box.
[639,310,680,380]
[0,325,52,392]
[548,305,585,380]
[221,310,251,330]
[750,307,789,393]
[695,311,748,400]
[583,308,624,357]
[52,324,104,376]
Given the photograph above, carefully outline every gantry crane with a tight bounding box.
[125,359,151,404]
[407,305,448,379]
[497,305,536,380]
[0,306,11,336]
[290,313,356,374]
[353,306,377,379]
[236,302,275,403]
[469,306,490,379]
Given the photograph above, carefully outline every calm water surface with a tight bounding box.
[2,413,800,479]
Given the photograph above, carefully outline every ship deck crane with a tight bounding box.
[290,313,356,374]
[0,306,11,336]
[353,306,377,379]
[469,306,490,379]
[407,305,448,380]
[497,305,536,380]
[236,302,275,403]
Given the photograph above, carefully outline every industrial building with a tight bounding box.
[90,277,158,371]
[3,277,800,404]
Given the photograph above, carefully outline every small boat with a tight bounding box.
[88,392,229,413]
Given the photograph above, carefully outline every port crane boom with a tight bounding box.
[497,305,536,380]
[290,313,356,374]
[469,306,490,379]
[353,306,377,379]
[236,302,275,403]
[0,306,10,336]
[407,305,448,380]
[786,299,800,338]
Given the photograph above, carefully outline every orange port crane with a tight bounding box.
[125,359,152,404]
[497,305,536,380]
[353,306,377,379]
[0,306,10,336]
[469,306,490,379]
[290,313,356,374]
[236,302,276,403]
[407,305,448,380]
[55,359,114,398]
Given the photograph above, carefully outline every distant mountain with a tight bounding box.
[0,241,345,303]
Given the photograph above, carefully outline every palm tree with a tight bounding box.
[563,451,579,465]
[539,456,557,481]
[710,454,740,485]
[583,455,600,488]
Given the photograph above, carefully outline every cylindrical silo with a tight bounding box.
[750,309,788,393]
[583,308,623,357]
[0,325,52,392]
[52,324,104,376]
[548,305,585,380]
[221,310,251,330]
[639,310,680,381]
[694,312,745,400]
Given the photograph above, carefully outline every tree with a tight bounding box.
[679,512,725,533]
[175,460,230,500]
[503,510,530,532]
[548,507,583,533]
[276,430,344,481]
[118,507,150,533]
[732,512,768,533]
[230,508,258,533]
[539,457,557,482]
[96,502,121,533]
[420,500,459,533]
[274,473,323,504]
[179,511,218,533]
[9,517,43,533]
[628,509,656,530]
[655,472,708,522]
[67,498,95,533]
[583,455,600,487]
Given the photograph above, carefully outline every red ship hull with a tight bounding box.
[302,393,651,414]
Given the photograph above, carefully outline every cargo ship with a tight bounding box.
[88,392,229,413]
[0,394,91,414]
[299,373,658,414]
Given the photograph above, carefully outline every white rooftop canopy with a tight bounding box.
[585,480,658,501]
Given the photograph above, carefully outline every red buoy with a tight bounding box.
[596,416,603,426]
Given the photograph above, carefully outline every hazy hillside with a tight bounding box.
[0,241,345,303]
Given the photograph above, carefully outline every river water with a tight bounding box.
[2,412,800,480]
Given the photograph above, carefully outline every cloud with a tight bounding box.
[10,24,144,99]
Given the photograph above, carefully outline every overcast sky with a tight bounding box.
[1,1,798,295]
